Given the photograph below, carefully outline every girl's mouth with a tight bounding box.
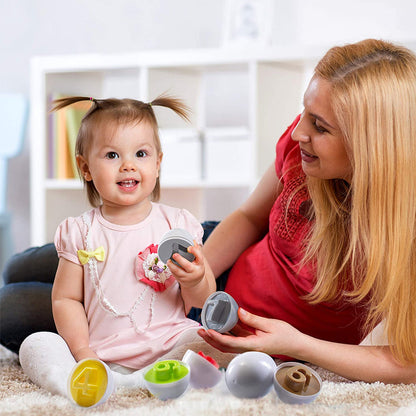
[300,149,318,163]
[117,179,138,189]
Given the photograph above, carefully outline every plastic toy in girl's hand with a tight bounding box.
[68,358,114,408]
[225,352,277,398]
[158,228,195,266]
[143,360,190,400]
[273,362,322,404]
[182,350,222,389]
[201,291,239,333]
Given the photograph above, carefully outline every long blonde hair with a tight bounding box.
[305,39,416,363]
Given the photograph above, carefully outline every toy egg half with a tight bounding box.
[182,349,222,389]
[144,360,190,400]
[273,362,322,404]
[67,358,114,408]
[201,291,239,333]
[158,228,195,265]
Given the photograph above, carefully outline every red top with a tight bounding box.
[225,116,366,353]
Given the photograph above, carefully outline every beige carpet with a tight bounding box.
[2,344,416,416]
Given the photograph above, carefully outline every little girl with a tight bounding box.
[19,95,225,406]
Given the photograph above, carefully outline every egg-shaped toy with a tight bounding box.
[225,352,276,398]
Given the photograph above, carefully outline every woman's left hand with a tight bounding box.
[197,307,303,356]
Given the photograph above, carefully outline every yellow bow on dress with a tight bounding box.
[77,246,105,265]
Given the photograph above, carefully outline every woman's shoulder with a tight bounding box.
[275,116,301,171]
[275,116,303,181]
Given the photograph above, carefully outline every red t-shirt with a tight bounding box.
[225,116,366,350]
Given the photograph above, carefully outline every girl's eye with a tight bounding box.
[136,150,147,158]
[106,151,119,159]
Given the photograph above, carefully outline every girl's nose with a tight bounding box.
[120,159,137,172]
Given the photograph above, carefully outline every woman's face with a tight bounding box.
[291,77,352,182]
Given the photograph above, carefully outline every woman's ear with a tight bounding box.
[76,155,92,181]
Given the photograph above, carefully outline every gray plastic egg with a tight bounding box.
[225,352,276,398]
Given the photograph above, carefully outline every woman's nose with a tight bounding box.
[291,121,311,143]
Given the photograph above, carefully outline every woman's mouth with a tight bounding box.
[300,149,318,163]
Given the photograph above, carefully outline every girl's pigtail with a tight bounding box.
[50,96,95,113]
[150,94,191,122]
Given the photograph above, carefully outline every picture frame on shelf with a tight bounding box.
[222,0,274,49]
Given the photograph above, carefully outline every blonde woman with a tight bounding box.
[199,38,416,384]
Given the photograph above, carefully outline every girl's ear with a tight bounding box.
[156,152,163,178]
[76,155,92,181]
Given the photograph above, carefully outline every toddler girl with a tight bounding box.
[19,95,227,406]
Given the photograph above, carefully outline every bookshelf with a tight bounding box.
[30,46,321,246]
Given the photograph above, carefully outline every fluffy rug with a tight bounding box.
[2,344,416,416]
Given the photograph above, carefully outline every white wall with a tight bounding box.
[1,0,225,255]
[1,0,416,257]
[294,0,416,46]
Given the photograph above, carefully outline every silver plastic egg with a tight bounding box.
[225,352,276,398]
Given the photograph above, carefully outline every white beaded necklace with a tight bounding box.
[81,212,156,334]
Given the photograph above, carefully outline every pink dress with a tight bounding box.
[54,203,202,369]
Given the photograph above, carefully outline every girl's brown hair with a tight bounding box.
[51,95,190,206]
[304,39,416,364]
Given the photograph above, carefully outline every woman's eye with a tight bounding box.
[106,151,119,159]
[136,150,147,158]
[313,120,327,134]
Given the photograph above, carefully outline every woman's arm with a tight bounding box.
[203,163,283,278]
[51,258,98,361]
[198,309,416,384]
[170,162,283,311]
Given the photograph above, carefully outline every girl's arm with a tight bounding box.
[51,258,98,361]
[198,309,416,384]
[203,163,283,278]
[168,244,216,313]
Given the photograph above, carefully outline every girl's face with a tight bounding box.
[77,121,162,220]
[291,77,352,182]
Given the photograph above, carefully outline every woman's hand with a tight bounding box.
[199,307,416,384]
[197,308,303,356]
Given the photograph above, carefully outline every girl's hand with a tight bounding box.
[73,346,100,362]
[197,308,303,356]
[167,241,205,289]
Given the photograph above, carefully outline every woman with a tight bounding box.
[199,38,416,384]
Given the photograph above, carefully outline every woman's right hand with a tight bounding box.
[198,307,416,384]
[197,308,303,357]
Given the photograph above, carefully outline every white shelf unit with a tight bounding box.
[30,47,319,246]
